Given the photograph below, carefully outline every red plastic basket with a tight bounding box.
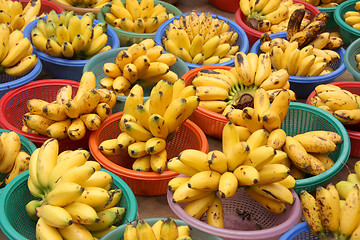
[182,65,231,139]
[89,112,209,196]
[209,0,239,13]
[18,0,64,16]
[306,81,360,158]
[0,79,94,152]
[235,0,320,48]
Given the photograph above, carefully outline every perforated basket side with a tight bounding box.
[344,37,360,81]
[0,170,138,240]
[279,222,319,240]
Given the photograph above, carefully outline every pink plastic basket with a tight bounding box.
[167,187,302,240]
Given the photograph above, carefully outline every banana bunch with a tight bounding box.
[0,23,38,77]
[99,78,199,173]
[105,0,174,34]
[30,10,111,60]
[0,131,32,187]
[26,138,127,240]
[240,0,313,34]
[54,0,110,9]
[99,38,178,96]
[343,2,360,31]
[284,9,343,50]
[304,0,345,7]
[123,218,193,240]
[301,177,360,240]
[0,0,42,32]
[22,71,116,140]
[309,84,360,125]
[189,54,296,118]
[161,11,240,65]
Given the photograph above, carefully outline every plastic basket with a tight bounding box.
[209,0,239,13]
[0,79,96,152]
[154,12,249,70]
[344,36,360,81]
[283,102,350,194]
[334,0,360,47]
[250,31,346,99]
[22,15,120,81]
[89,111,209,196]
[235,0,320,48]
[182,65,232,139]
[97,0,182,47]
[48,0,101,15]
[0,129,37,195]
[306,81,360,158]
[82,47,189,113]
[167,187,302,240]
[0,59,42,99]
[101,217,224,240]
[0,169,138,240]
[279,222,318,240]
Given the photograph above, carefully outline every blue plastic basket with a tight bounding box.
[154,12,249,70]
[0,169,138,240]
[0,59,42,99]
[280,222,319,240]
[22,15,120,81]
[250,31,346,99]
[83,47,190,113]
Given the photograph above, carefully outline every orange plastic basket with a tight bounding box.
[182,65,231,139]
[89,111,209,196]
[306,81,360,158]
[0,79,93,152]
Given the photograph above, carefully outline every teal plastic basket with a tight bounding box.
[334,0,360,47]
[97,0,182,47]
[0,169,138,240]
[0,129,37,194]
[282,102,350,194]
[344,37,360,81]
[101,218,224,240]
[83,47,189,113]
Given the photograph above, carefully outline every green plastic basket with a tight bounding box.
[317,6,337,30]
[101,217,224,240]
[97,0,182,47]
[282,102,350,194]
[334,0,360,47]
[344,37,360,81]
[0,169,138,240]
[0,129,37,194]
[83,47,189,113]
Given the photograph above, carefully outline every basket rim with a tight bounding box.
[154,12,250,69]
[278,222,309,240]
[23,16,120,66]
[334,0,360,36]
[181,65,232,122]
[344,37,360,79]
[0,170,138,240]
[305,81,360,138]
[0,59,42,91]
[97,0,182,38]
[250,31,347,83]
[0,79,80,142]
[89,111,209,180]
[290,102,351,189]
[166,187,302,239]
[235,0,320,38]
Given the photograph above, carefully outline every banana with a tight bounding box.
[316,185,340,234]
[226,141,250,172]
[64,202,99,225]
[188,170,221,191]
[56,85,72,105]
[4,54,37,77]
[76,186,112,211]
[167,157,198,177]
[58,222,93,240]
[0,131,21,174]
[99,138,121,156]
[267,128,287,150]
[183,192,216,220]
[243,145,277,169]
[136,219,157,240]
[172,179,213,203]
[245,187,286,214]
[218,171,238,198]
[242,107,263,133]
[283,136,311,171]
[260,69,289,90]
[287,8,305,41]
[235,52,254,86]
[37,204,73,228]
[297,130,342,144]
[240,0,251,16]
[53,164,95,189]
[124,222,137,240]
[132,154,151,172]
[162,97,188,134]
[233,164,259,186]
[293,133,337,153]
[263,4,289,25]
[36,217,63,240]
[206,195,224,228]
[257,163,290,185]
[202,35,221,60]
[42,101,68,121]
[338,186,360,239]
[128,141,147,158]
[254,53,272,86]
[80,113,102,131]
[1,37,31,68]
[159,218,179,240]
[168,176,191,192]
[82,170,113,189]
[4,151,31,185]
[249,182,294,204]
[67,118,87,141]
[46,182,85,207]
[246,128,269,151]
[260,0,281,15]
[207,150,227,174]
[25,199,42,221]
